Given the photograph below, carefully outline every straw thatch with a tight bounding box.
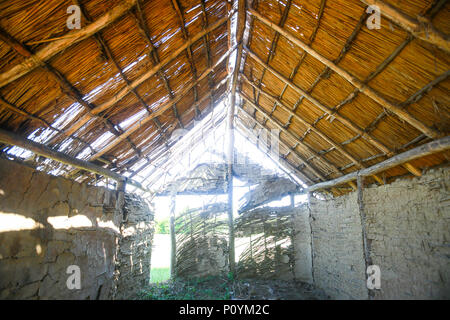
[0,0,448,195]
[0,0,231,186]
[237,0,449,194]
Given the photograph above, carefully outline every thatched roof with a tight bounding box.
[0,0,448,195]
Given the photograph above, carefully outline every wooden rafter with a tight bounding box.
[0,128,149,192]
[237,105,322,183]
[360,0,450,54]
[0,0,138,88]
[248,8,441,139]
[245,47,393,156]
[53,12,233,141]
[240,92,345,179]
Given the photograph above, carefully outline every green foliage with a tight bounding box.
[155,218,169,234]
[138,275,233,300]
[150,268,170,283]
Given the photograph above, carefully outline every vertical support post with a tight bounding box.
[356,175,373,299]
[169,191,177,279]
[226,121,236,275]
[307,192,315,284]
[226,0,246,277]
[116,179,126,221]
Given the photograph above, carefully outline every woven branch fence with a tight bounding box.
[174,202,229,278]
[173,198,297,280]
[234,207,296,280]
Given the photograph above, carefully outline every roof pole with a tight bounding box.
[226,0,246,277]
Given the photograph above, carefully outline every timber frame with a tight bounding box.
[0,0,448,198]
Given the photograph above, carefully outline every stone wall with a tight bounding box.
[0,159,154,299]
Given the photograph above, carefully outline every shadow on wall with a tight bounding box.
[0,161,121,300]
[0,158,155,300]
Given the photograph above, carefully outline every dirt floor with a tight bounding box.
[137,276,328,300]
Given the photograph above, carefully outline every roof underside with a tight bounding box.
[0,0,449,195]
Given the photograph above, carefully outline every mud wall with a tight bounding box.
[0,158,153,299]
[292,166,450,299]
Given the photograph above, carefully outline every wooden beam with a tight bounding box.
[236,117,314,185]
[307,135,450,192]
[237,97,326,182]
[361,0,450,54]
[56,12,234,138]
[402,162,422,176]
[0,0,138,88]
[248,8,441,139]
[245,47,393,156]
[0,127,148,192]
[89,67,231,161]
[241,74,364,169]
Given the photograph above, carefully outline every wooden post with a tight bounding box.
[356,175,373,299]
[169,191,177,279]
[116,179,126,221]
[306,192,315,284]
[226,0,246,277]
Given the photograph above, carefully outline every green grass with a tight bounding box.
[150,268,170,283]
[138,275,232,300]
